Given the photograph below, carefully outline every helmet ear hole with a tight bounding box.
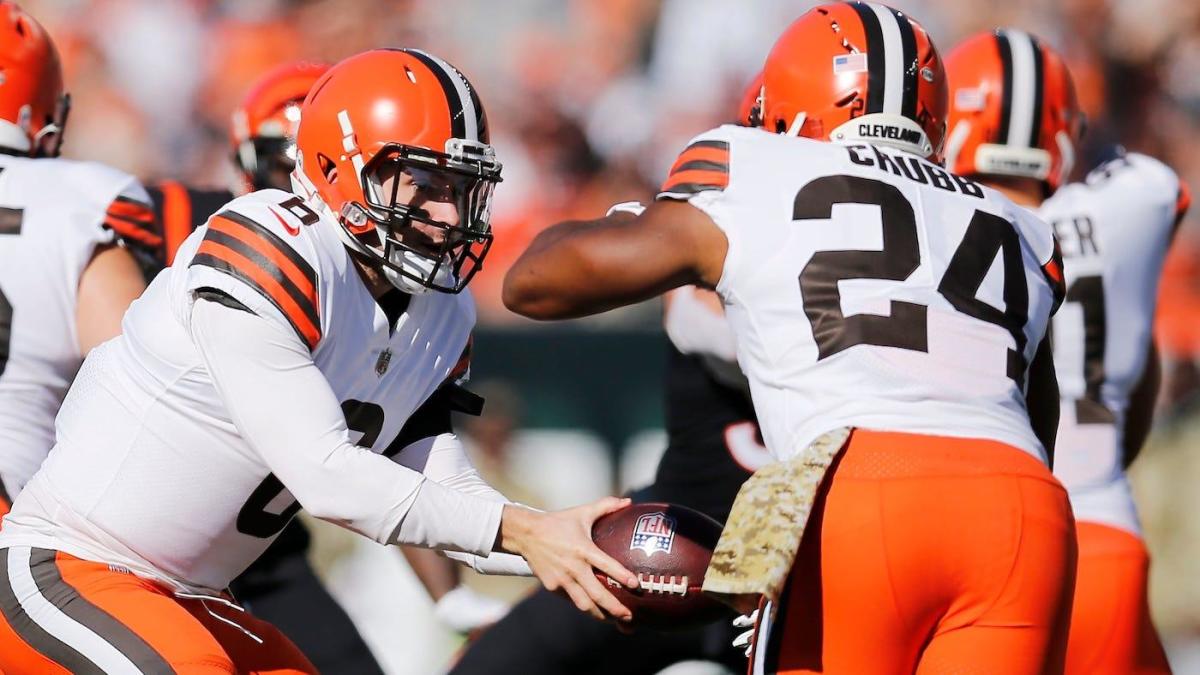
[317,153,337,183]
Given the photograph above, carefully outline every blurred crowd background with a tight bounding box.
[17,0,1200,672]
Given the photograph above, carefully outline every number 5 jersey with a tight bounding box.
[0,188,521,593]
[658,125,1063,463]
[1041,153,1189,534]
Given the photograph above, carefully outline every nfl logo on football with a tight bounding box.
[629,512,677,556]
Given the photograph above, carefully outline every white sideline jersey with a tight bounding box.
[658,125,1063,462]
[0,155,150,497]
[1041,153,1186,534]
[0,189,505,592]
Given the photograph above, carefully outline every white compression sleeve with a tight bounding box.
[394,433,533,576]
[188,297,504,556]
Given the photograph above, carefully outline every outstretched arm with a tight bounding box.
[502,200,728,320]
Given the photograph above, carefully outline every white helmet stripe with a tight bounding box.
[870,3,906,115]
[405,49,479,142]
[1004,30,1038,148]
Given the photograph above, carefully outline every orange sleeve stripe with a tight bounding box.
[662,168,730,191]
[157,181,193,265]
[103,216,163,247]
[106,197,155,221]
[195,239,321,349]
[208,215,317,305]
[1042,259,1063,284]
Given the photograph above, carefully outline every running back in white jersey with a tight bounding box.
[1041,153,1186,533]
[0,155,151,497]
[658,125,1063,462]
[0,188,478,590]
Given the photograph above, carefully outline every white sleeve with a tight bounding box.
[188,297,505,557]
[394,433,534,576]
[663,286,738,363]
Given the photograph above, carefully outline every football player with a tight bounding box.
[0,3,148,514]
[450,80,774,675]
[503,3,1077,672]
[142,61,503,672]
[945,29,1186,674]
[0,48,638,673]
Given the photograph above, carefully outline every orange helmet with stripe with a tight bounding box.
[0,2,68,157]
[294,48,501,294]
[944,29,1084,193]
[230,61,329,192]
[757,2,947,162]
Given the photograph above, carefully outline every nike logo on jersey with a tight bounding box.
[845,144,984,199]
[268,206,301,236]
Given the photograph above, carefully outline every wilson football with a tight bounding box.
[591,502,729,630]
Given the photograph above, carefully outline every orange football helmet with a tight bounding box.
[0,2,68,157]
[230,61,329,192]
[294,48,500,294]
[757,2,947,162]
[944,29,1084,193]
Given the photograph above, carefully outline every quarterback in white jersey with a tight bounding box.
[0,3,148,512]
[0,49,637,674]
[504,4,1076,673]
[945,29,1177,673]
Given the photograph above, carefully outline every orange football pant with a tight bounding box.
[750,429,1077,675]
[0,547,316,674]
[1064,521,1172,674]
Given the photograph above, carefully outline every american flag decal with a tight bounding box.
[833,53,868,73]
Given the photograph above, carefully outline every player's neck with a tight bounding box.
[979,175,1046,209]
[349,253,400,300]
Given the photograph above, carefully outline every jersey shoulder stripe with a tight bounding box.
[190,209,321,349]
[1175,178,1192,229]
[1041,238,1066,313]
[660,139,731,196]
[103,195,161,249]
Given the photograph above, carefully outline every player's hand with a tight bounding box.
[497,498,639,622]
[732,608,759,656]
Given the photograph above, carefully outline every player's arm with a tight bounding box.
[1025,335,1060,463]
[503,199,728,320]
[75,243,146,353]
[189,299,637,620]
[1123,341,1161,467]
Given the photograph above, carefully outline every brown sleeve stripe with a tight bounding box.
[191,211,320,349]
[661,139,730,195]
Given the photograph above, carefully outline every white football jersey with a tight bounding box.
[659,125,1063,463]
[1041,153,1185,534]
[0,155,151,498]
[0,189,482,591]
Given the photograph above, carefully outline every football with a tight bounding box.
[591,502,730,630]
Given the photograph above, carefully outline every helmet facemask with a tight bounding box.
[340,139,501,295]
